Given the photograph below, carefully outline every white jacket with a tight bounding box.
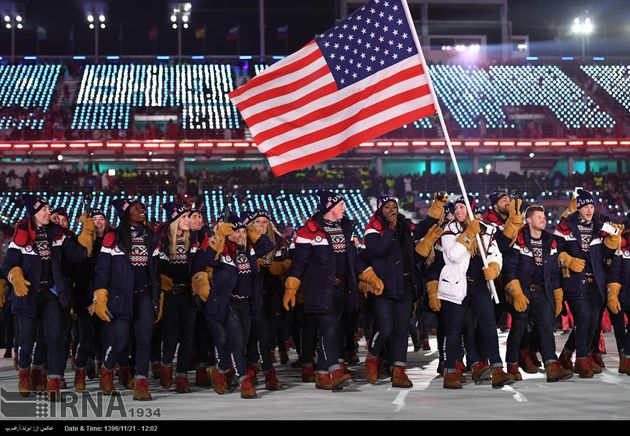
[438,221,502,305]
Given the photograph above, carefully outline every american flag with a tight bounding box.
[229,0,436,176]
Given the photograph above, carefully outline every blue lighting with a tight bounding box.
[561,56,574,61]
[23,56,38,60]
[239,55,253,60]
[156,56,170,60]
[106,56,120,60]
[191,55,204,60]
[592,56,605,61]
[271,55,285,60]
[525,56,538,61]
[72,55,87,60]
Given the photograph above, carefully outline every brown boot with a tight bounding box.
[195,367,211,386]
[118,367,134,389]
[210,367,227,395]
[443,371,462,389]
[545,361,573,382]
[99,367,115,394]
[559,349,574,371]
[422,339,431,351]
[491,367,516,388]
[225,367,236,387]
[302,366,316,383]
[18,368,31,397]
[74,369,87,393]
[519,349,539,374]
[364,354,379,384]
[618,355,630,375]
[246,363,259,386]
[471,362,491,385]
[507,363,523,381]
[587,354,603,374]
[46,378,61,402]
[339,361,351,375]
[315,372,333,390]
[330,368,352,390]
[59,377,68,389]
[575,357,594,378]
[240,375,257,399]
[175,375,191,393]
[150,362,161,379]
[591,353,606,368]
[30,367,46,391]
[132,377,152,401]
[160,365,173,389]
[264,368,283,390]
[455,361,467,384]
[391,366,413,388]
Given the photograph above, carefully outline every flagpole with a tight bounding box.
[401,0,499,303]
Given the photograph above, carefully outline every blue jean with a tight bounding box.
[316,289,346,373]
[565,285,602,358]
[368,293,412,366]
[210,298,252,379]
[161,291,197,374]
[442,281,502,371]
[14,290,65,377]
[247,312,275,372]
[506,288,558,364]
[103,290,154,377]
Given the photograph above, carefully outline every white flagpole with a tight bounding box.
[401,0,499,303]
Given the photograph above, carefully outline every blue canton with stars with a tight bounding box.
[315,0,418,90]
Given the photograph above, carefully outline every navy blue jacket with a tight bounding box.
[609,234,630,307]
[553,212,615,301]
[153,224,200,285]
[92,227,160,320]
[482,209,513,254]
[503,227,562,306]
[363,213,428,300]
[1,218,86,318]
[289,212,362,314]
[193,234,274,323]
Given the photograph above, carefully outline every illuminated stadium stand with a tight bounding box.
[581,65,630,112]
[71,64,240,131]
[427,64,615,130]
[0,189,372,231]
[0,64,61,130]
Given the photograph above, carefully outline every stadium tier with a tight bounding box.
[0,189,372,231]
[0,64,61,130]
[0,61,628,140]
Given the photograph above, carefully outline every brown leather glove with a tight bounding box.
[561,196,577,219]
[505,279,529,312]
[456,219,481,251]
[483,262,501,281]
[155,292,164,324]
[215,222,235,238]
[427,280,441,312]
[77,213,96,256]
[8,266,30,297]
[246,224,262,244]
[358,280,375,297]
[604,224,624,250]
[415,224,444,257]
[160,274,174,292]
[192,271,211,302]
[427,192,448,220]
[503,198,523,241]
[558,252,585,273]
[88,288,111,322]
[607,282,622,314]
[269,259,292,276]
[358,267,384,296]
[553,288,564,317]
[283,276,301,310]
[0,278,7,309]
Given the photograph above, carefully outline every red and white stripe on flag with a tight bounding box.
[229,0,437,176]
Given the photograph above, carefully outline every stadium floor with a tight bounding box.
[0,330,628,421]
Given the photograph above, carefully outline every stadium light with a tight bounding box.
[571,13,594,61]
[85,2,107,63]
[169,2,192,62]
[0,3,25,63]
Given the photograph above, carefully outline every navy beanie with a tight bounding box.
[377,194,398,211]
[162,201,190,223]
[454,195,477,212]
[22,194,49,216]
[111,198,144,219]
[576,189,594,209]
[488,191,509,207]
[317,190,344,214]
